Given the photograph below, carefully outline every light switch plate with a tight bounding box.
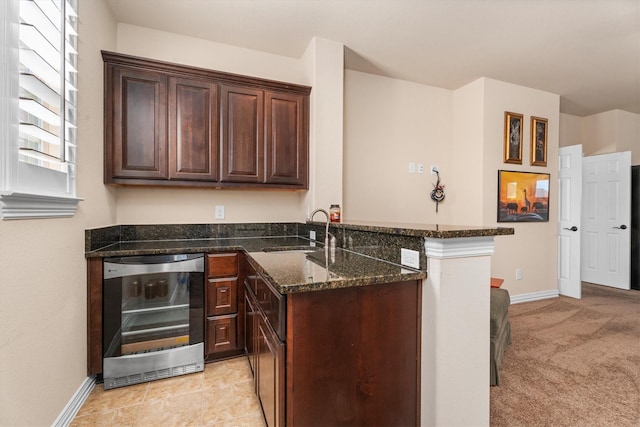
[401,248,420,269]
[215,205,225,219]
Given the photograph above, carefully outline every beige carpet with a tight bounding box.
[490,283,640,427]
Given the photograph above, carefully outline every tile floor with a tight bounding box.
[71,356,265,426]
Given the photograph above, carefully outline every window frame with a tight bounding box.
[0,0,82,219]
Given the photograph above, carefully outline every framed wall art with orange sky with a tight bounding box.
[497,170,550,222]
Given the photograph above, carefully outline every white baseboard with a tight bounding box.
[509,289,559,304]
[52,376,96,427]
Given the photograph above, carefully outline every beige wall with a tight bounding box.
[559,113,583,148]
[301,37,345,217]
[0,0,117,425]
[560,110,640,165]
[449,78,485,226]
[117,24,307,86]
[343,70,452,223]
[343,73,561,298]
[613,110,640,165]
[479,78,560,297]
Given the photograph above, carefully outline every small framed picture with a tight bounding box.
[530,116,548,166]
[504,111,523,164]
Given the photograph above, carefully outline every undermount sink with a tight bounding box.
[261,246,321,254]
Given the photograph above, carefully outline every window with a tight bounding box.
[0,0,82,219]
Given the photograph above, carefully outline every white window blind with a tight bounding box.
[0,0,82,219]
[19,0,77,175]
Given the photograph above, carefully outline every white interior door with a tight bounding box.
[558,145,582,299]
[581,151,631,289]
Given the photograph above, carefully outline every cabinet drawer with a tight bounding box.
[206,279,238,316]
[256,274,286,342]
[207,253,238,278]
[206,314,237,354]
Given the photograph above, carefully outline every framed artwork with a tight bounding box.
[504,111,523,164]
[497,170,550,222]
[530,116,548,166]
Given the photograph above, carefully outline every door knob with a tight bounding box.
[613,224,628,230]
[563,226,578,232]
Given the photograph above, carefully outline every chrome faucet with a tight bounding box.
[310,208,336,250]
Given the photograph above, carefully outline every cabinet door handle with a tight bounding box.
[563,226,578,232]
[613,224,627,230]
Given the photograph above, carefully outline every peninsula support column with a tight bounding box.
[421,236,495,427]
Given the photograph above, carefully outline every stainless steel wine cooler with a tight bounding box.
[102,253,204,390]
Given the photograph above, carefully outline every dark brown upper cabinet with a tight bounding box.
[102,51,310,190]
[169,77,219,181]
[265,91,307,186]
[106,66,168,181]
[220,85,264,183]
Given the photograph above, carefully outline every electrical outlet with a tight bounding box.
[431,165,439,175]
[215,205,225,220]
[401,248,420,269]
[409,162,416,173]
[310,230,316,241]
[418,163,425,174]
[516,268,522,280]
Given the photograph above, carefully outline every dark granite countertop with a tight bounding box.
[85,221,513,295]
[325,220,515,238]
[85,236,312,258]
[246,247,425,294]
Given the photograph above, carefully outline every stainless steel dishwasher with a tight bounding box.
[102,253,204,390]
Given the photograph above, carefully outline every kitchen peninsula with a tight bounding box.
[86,221,513,426]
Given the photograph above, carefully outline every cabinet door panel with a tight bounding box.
[257,316,285,427]
[110,67,167,179]
[265,91,307,187]
[256,274,286,341]
[169,77,218,180]
[206,279,238,316]
[206,314,237,354]
[220,85,264,183]
[244,288,257,376]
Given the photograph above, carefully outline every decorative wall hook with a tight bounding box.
[430,170,445,212]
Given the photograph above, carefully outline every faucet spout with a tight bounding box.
[309,208,334,248]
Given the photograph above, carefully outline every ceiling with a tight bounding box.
[105,0,640,117]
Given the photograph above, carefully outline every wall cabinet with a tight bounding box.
[220,85,264,183]
[265,91,307,186]
[169,77,218,181]
[103,51,310,189]
[205,252,244,360]
[106,66,168,181]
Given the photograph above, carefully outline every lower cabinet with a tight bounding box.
[205,252,244,360]
[244,270,285,427]
[244,272,421,427]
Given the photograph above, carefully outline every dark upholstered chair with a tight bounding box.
[490,287,511,386]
